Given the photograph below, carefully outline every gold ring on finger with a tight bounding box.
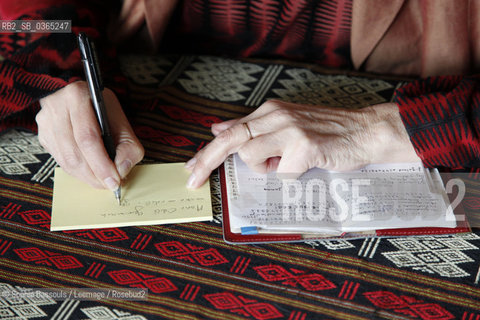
[243,122,254,140]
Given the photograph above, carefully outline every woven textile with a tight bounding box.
[0,55,479,319]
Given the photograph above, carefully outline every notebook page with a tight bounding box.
[225,154,456,234]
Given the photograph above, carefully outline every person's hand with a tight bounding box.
[108,0,178,49]
[37,81,144,189]
[108,0,146,44]
[185,100,421,188]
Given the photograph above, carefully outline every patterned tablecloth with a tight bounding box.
[0,54,479,319]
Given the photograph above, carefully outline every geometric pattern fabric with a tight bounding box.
[0,54,479,319]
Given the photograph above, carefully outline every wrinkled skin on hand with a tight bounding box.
[37,81,144,190]
[186,100,420,188]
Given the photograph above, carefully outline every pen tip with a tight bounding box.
[114,187,121,206]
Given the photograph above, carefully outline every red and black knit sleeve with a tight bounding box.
[0,0,120,131]
[393,75,480,169]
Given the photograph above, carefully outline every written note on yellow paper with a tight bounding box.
[50,163,212,231]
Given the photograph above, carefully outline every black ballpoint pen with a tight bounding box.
[78,32,121,204]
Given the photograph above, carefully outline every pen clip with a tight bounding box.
[89,41,104,90]
[78,33,104,90]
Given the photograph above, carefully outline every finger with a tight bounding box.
[37,95,106,189]
[118,0,141,22]
[186,100,293,187]
[109,0,145,43]
[114,133,144,179]
[237,132,284,173]
[187,122,252,188]
[266,156,281,172]
[211,99,283,136]
[211,119,238,136]
[213,109,296,146]
[242,99,284,121]
[186,101,292,186]
[240,108,296,139]
[49,115,105,189]
[69,90,121,190]
[103,90,144,178]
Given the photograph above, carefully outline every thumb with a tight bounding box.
[104,89,145,179]
[114,134,145,179]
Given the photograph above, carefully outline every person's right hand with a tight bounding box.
[37,81,144,190]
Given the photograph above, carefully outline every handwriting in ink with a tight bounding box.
[101,206,144,218]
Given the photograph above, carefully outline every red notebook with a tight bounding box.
[219,162,471,245]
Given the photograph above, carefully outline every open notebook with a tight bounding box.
[220,154,470,244]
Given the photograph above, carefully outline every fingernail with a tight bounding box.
[186,173,196,189]
[184,158,197,169]
[117,159,132,178]
[104,177,119,190]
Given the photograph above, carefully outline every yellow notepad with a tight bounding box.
[50,163,212,231]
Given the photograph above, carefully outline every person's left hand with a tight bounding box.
[184,100,421,188]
